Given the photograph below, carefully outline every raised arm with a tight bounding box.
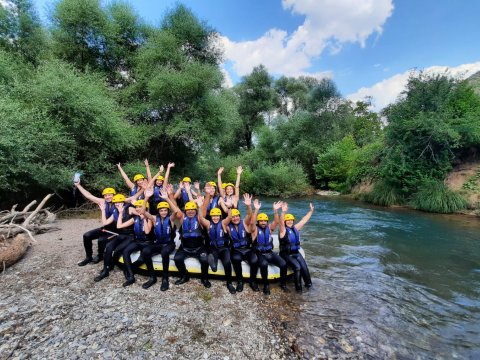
[242,193,253,227]
[217,197,229,213]
[143,188,156,222]
[164,162,174,187]
[222,208,232,231]
[74,183,102,205]
[117,203,134,228]
[250,198,261,236]
[195,196,210,228]
[145,159,152,182]
[235,166,243,198]
[270,201,283,232]
[279,202,288,237]
[117,163,135,190]
[184,182,194,202]
[146,166,164,189]
[295,203,314,231]
[217,167,225,197]
[98,201,114,226]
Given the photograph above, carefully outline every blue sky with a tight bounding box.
[30,0,480,110]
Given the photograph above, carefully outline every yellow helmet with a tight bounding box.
[133,174,145,182]
[134,199,148,208]
[182,177,192,183]
[102,187,116,196]
[257,213,269,222]
[209,208,222,216]
[207,181,217,187]
[156,175,164,181]
[184,201,197,211]
[157,201,170,209]
[284,214,295,221]
[112,194,125,203]
[231,209,240,217]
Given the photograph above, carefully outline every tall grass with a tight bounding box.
[410,180,467,213]
[361,181,403,206]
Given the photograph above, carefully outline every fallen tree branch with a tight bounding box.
[0,224,36,243]
[22,194,54,227]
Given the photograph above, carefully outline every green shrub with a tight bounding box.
[362,181,404,206]
[411,180,467,213]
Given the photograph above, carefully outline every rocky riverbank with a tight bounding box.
[0,219,295,359]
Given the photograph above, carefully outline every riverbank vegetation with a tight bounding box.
[1,0,480,213]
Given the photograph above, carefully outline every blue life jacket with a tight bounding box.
[207,195,220,213]
[229,222,250,249]
[180,188,190,204]
[256,225,273,252]
[154,215,175,245]
[209,221,226,248]
[104,201,115,219]
[285,226,300,252]
[130,185,145,200]
[181,216,202,239]
[133,216,147,241]
[153,185,165,203]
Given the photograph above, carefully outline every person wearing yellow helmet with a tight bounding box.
[225,193,260,292]
[144,161,175,211]
[217,166,243,215]
[73,181,118,266]
[279,202,314,292]
[173,176,198,210]
[251,199,288,295]
[112,198,154,287]
[141,185,180,290]
[94,192,139,282]
[196,196,236,294]
[173,198,210,288]
[116,162,147,199]
[203,181,221,221]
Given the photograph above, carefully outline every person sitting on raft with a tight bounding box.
[279,202,314,292]
[196,194,236,294]
[173,200,211,288]
[74,182,117,266]
[94,193,137,282]
[226,193,260,292]
[115,199,153,287]
[141,185,179,290]
[251,199,288,295]
[117,161,148,199]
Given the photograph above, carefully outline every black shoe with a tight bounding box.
[236,281,244,293]
[142,276,157,289]
[92,255,103,264]
[78,258,92,267]
[94,269,109,282]
[175,276,190,285]
[201,279,211,288]
[280,284,290,293]
[305,282,312,289]
[250,282,260,292]
[227,283,236,294]
[295,286,303,293]
[160,277,169,291]
[263,284,270,295]
[122,277,135,287]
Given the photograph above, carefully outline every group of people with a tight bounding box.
[74,160,313,295]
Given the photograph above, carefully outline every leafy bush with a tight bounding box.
[362,181,404,207]
[411,180,467,213]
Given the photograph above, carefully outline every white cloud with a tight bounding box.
[221,0,393,79]
[347,61,480,112]
[221,67,234,88]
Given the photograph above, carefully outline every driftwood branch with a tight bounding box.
[0,224,36,243]
[22,194,54,227]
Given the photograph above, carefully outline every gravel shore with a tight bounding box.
[0,219,296,360]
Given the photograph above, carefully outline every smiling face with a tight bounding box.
[159,208,169,218]
[258,220,268,229]
[285,219,294,227]
[185,209,196,218]
[155,179,163,187]
[136,178,146,187]
[231,215,241,225]
[211,215,221,224]
[104,193,114,202]
[114,202,124,209]
[225,186,234,196]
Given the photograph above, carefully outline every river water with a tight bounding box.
[255,197,480,359]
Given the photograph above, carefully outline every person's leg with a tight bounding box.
[208,247,219,272]
[159,242,176,291]
[174,248,189,285]
[295,253,312,288]
[198,248,211,288]
[219,248,235,294]
[79,228,103,266]
[94,236,125,282]
[231,250,244,290]
[257,254,270,295]
[247,250,260,291]
[284,254,302,292]
[95,235,110,263]
[141,244,159,289]
[122,242,142,287]
[266,252,288,292]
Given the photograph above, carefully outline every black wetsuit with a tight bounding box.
[207,221,233,282]
[81,201,115,261]
[280,226,312,290]
[174,215,209,281]
[121,215,152,280]
[141,215,176,279]
[254,225,287,286]
[229,221,258,283]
